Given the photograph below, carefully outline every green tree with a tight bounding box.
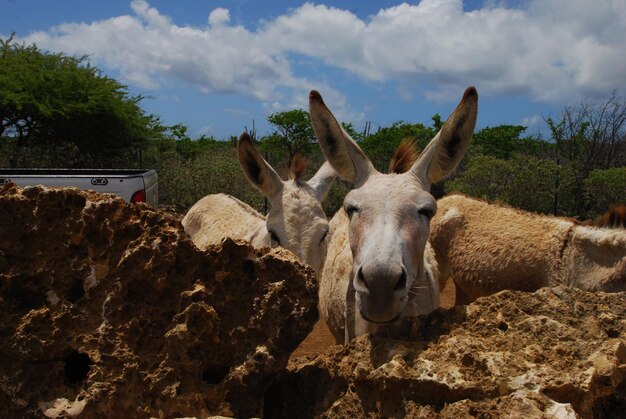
[0,35,158,167]
[469,125,528,159]
[546,92,626,216]
[340,122,364,142]
[260,109,314,166]
[359,122,435,172]
[431,113,443,130]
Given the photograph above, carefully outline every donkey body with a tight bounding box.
[182,193,268,249]
[430,194,626,305]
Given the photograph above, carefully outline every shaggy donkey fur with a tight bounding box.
[430,194,626,305]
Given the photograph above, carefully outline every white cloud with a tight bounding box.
[521,114,543,130]
[208,8,230,26]
[15,0,626,113]
[198,125,215,137]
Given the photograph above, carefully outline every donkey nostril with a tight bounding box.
[394,271,407,291]
[356,268,369,291]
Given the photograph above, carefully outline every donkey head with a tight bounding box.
[310,88,478,324]
[238,132,335,274]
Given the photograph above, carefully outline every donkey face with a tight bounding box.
[238,133,335,274]
[264,175,332,275]
[343,174,437,322]
[310,87,478,323]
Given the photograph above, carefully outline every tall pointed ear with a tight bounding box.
[237,132,283,197]
[309,90,374,186]
[306,161,336,202]
[411,87,478,187]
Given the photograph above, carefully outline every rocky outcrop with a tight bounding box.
[0,184,318,418]
[2,183,625,419]
[276,287,626,418]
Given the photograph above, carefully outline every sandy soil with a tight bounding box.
[291,280,456,358]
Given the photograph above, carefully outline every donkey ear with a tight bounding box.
[411,87,478,187]
[307,161,336,202]
[237,132,283,197]
[309,90,374,186]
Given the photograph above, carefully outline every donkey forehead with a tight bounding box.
[267,180,328,232]
[346,173,436,212]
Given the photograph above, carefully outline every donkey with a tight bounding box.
[310,87,478,343]
[430,194,626,305]
[182,132,335,275]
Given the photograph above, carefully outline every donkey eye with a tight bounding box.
[269,231,281,245]
[345,204,359,216]
[418,208,435,219]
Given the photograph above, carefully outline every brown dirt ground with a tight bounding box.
[291,280,456,358]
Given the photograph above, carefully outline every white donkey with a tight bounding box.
[182,132,335,275]
[311,87,478,343]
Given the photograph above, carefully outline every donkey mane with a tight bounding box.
[388,138,420,174]
[595,204,626,229]
[288,153,310,181]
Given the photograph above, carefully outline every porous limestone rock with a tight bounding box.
[3,183,625,419]
[0,184,318,418]
[276,286,625,418]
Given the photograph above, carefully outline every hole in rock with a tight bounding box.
[263,379,283,419]
[592,379,626,418]
[497,322,509,332]
[242,259,256,278]
[606,329,619,338]
[202,366,229,384]
[67,277,85,303]
[263,369,342,418]
[64,350,92,385]
[9,281,47,312]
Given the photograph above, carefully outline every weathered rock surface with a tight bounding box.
[276,287,626,418]
[3,183,625,419]
[0,184,318,418]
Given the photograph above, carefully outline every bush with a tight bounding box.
[446,154,578,216]
[446,155,513,202]
[190,147,263,211]
[584,168,626,217]
[506,155,577,215]
[142,141,263,212]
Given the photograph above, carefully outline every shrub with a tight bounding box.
[584,167,626,217]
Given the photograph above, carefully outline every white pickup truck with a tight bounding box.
[0,169,159,207]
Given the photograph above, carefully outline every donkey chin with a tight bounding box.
[355,293,408,324]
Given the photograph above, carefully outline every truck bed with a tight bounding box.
[0,168,159,207]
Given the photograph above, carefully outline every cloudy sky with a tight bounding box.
[2,0,625,139]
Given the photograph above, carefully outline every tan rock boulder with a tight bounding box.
[278,287,625,418]
[3,183,624,418]
[0,184,318,418]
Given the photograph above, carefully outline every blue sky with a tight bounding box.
[2,0,625,140]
